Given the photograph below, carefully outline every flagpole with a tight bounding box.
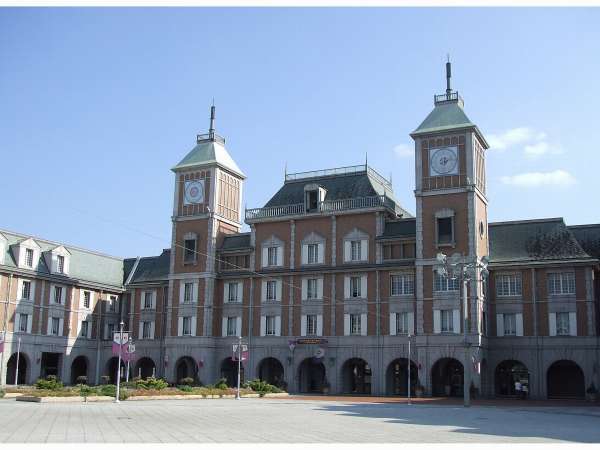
[236,335,242,400]
[407,333,411,405]
[115,321,124,403]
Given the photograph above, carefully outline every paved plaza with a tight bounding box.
[1,397,600,443]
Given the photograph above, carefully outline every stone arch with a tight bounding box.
[386,358,418,396]
[6,352,28,385]
[431,357,464,397]
[297,357,326,393]
[257,357,285,388]
[547,360,585,399]
[221,357,243,387]
[135,357,156,379]
[340,358,372,394]
[175,356,198,384]
[494,360,529,397]
[105,357,125,384]
[70,355,89,385]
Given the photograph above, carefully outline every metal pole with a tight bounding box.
[0,332,5,387]
[115,321,124,403]
[463,273,471,407]
[407,334,411,405]
[15,337,21,386]
[236,336,242,400]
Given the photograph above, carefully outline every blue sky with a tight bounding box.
[1,7,599,258]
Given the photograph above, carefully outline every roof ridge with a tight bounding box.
[489,217,564,226]
[568,224,600,229]
[0,227,124,261]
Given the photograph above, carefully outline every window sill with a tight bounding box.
[183,261,198,266]
[436,242,456,249]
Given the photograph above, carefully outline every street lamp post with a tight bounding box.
[115,320,124,403]
[434,252,488,408]
[236,335,242,400]
[407,333,412,405]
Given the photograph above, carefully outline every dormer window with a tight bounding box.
[303,184,327,213]
[57,255,65,274]
[25,248,34,268]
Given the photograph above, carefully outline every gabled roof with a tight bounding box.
[378,218,416,240]
[0,229,124,288]
[221,233,252,251]
[124,249,171,285]
[568,224,600,259]
[172,139,245,178]
[489,218,594,264]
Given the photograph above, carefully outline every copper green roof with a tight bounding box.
[172,139,245,178]
[412,101,475,135]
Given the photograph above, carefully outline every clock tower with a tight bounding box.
[410,60,489,342]
[168,106,245,338]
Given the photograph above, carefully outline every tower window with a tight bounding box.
[437,217,454,245]
[184,238,197,263]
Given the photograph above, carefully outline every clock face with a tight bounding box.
[429,146,459,176]
[184,180,205,205]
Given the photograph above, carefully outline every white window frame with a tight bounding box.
[350,314,362,335]
[306,314,318,336]
[143,291,154,309]
[307,243,319,264]
[52,285,65,305]
[18,313,29,333]
[56,254,65,274]
[21,280,32,301]
[306,279,318,300]
[350,276,362,298]
[142,321,152,339]
[226,316,238,336]
[182,316,192,336]
[25,248,34,268]
[390,273,415,296]
[440,309,454,333]
[496,274,522,297]
[548,272,576,295]
[556,312,570,336]
[503,313,517,336]
[82,290,92,309]
[183,282,194,304]
[266,280,277,301]
[434,273,460,292]
[267,246,278,266]
[265,315,276,336]
[227,282,239,303]
[80,320,90,339]
[51,317,60,336]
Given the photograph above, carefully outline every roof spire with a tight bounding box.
[209,101,216,140]
[446,55,452,96]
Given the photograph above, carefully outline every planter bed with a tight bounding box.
[17,395,113,403]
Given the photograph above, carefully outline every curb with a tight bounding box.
[16,395,114,403]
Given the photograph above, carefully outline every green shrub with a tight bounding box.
[100,384,116,397]
[245,379,284,394]
[79,385,96,397]
[177,385,193,392]
[35,375,64,391]
[135,377,168,390]
[179,377,195,386]
[215,378,228,390]
[0,388,5,398]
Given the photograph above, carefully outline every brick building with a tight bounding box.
[1,64,599,399]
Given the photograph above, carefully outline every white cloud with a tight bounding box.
[524,141,563,158]
[393,144,413,158]
[487,127,537,151]
[500,170,576,188]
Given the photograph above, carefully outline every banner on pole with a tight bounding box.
[112,332,129,356]
[232,344,248,361]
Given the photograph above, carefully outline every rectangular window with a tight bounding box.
[142,321,152,339]
[51,317,60,336]
[350,240,362,261]
[19,313,28,333]
[267,247,278,266]
[144,292,153,309]
[266,280,277,301]
[226,317,237,336]
[503,313,516,336]
[54,286,63,304]
[227,282,239,303]
[306,314,317,336]
[350,276,361,298]
[350,314,362,335]
[434,273,459,292]
[184,283,193,303]
[396,312,409,335]
[83,291,91,309]
[21,280,31,300]
[108,296,117,312]
[437,217,453,244]
[556,312,570,335]
[440,309,454,333]
[56,255,64,274]
[182,317,192,336]
[265,316,276,336]
[307,190,318,211]
[307,244,318,264]
[81,320,89,338]
[548,272,576,295]
[307,279,318,299]
[391,274,415,296]
[107,323,115,340]
[184,239,196,263]
[25,248,34,268]
[496,274,522,297]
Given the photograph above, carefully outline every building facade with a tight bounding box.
[2,66,599,399]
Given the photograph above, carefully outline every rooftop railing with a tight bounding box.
[245,194,396,221]
[197,132,226,145]
[434,91,464,107]
[285,164,393,190]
